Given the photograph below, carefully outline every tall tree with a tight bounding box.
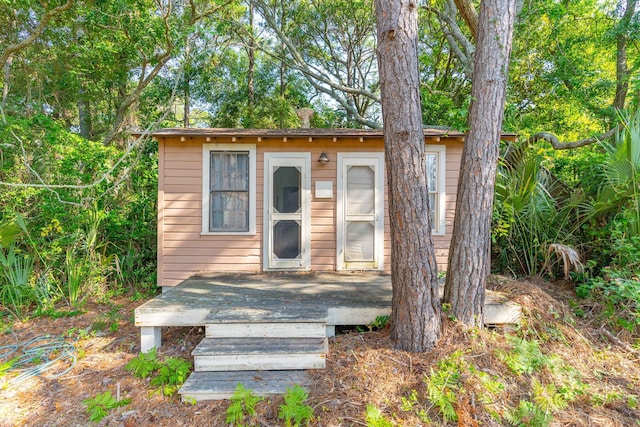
[254,0,380,128]
[444,0,516,326]
[375,0,441,351]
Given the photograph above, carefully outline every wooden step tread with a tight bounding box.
[204,304,327,324]
[193,337,328,356]
[179,370,311,401]
[205,322,326,338]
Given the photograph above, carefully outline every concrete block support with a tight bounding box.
[141,326,162,353]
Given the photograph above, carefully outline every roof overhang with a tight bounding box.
[131,127,517,142]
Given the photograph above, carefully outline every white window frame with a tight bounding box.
[426,145,446,236]
[201,143,256,235]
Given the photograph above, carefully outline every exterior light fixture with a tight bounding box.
[318,152,329,164]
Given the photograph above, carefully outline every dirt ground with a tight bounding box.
[0,276,639,426]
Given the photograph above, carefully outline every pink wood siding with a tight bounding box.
[157,135,461,287]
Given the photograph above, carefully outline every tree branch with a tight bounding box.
[0,0,75,70]
[527,126,619,150]
[426,0,475,78]
[453,0,478,41]
[252,0,381,128]
[102,1,174,144]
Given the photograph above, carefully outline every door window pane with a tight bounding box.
[273,166,301,213]
[347,166,374,215]
[346,221,374,261]
[273,220,301,259]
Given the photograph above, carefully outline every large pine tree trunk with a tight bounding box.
[375,0,441,352]
[444,0,516,326]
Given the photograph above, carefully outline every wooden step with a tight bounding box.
[179,370,312,402]
[193,337,327,371]
[205,322,326,338]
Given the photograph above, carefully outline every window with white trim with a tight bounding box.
[426,145,446,235]
[202,143,256,235]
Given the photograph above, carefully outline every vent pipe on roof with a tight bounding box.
[296,108,314,128]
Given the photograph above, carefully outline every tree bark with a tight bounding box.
[247,0,256,109]
[444,0,516,327]
[453,0,478,40]
[2,54,12,112]
[613,0,638,111]
[78,84,92,139]
[375,0,441,352]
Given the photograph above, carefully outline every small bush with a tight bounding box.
[83,391,130,423]
[225,383,263,426]
[278,384,314,427]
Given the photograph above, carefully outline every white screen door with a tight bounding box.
[264,153,311,270]
[337,153,384,270]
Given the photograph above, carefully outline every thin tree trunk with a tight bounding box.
[247,0,256,108]
[375,0,441,352]
[78,84,92,139]
[183,38,191,128]
[613,0,637,111]
[183,78,190,128]
[444,0,516,327]
[2,54,12,112]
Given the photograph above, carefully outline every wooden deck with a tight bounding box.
[135,272,520,401]
[134,272,520,351]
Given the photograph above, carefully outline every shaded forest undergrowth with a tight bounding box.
[1,276,639,426]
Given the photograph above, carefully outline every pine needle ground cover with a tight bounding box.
[1,276,638,426]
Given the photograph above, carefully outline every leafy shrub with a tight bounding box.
[126,348,191,397]
[150,356,192,396]
[225,383,263,427]
[496,336,548,375]
[0,114,158,316]
[125,347,161,378]
[83,391,130,423]
[365,404,394,427]
[423,351,464,422]
[278,384,314,427]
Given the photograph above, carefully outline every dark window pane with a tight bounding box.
[273,220,301,259]
[273,166,301,213]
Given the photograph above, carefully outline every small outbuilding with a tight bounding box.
[151,127,464,288]
[135,127,521,401]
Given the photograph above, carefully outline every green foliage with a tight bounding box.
[0,357,19,377]
[569,112,640,334]
[0,221,21,249]
[150,356,192,397]
[278,384,314,427]
[225,383,264,427]
[531,378,569,414]
[126,348,192,397]
[507,0,623,140]
[82,391,131,423]
[504,399,552,427]
[368,315,390,331]
[125,347,161,379]
[0,243,34,320]
[365,404,394,427]
[593,110,640,236]
[0,115,157,317]
[423,351,464,422]
[496,336,548,375]
[493,143,586,277]
[577,269,640,333]
[400,389,430,422]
